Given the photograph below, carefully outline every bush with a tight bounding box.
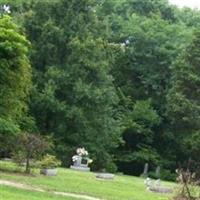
[12,151,25,166]
[148,171,158,179]
[149,169,176,181]
[39,154,61,169]
[174,166,200,200]
[161,169,176,181]
[12,133,53,173]
[105,162,118,173]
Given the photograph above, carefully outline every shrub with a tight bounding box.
[12,133,53,173]
[39,154,61,169]
[105,162,118,173]
[161,169,176,181]
[173,160,200,200]
[174,168,200,200]
[148,169,176,181]
[12,151,25,166]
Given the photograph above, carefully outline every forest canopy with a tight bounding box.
[0,0,200,178]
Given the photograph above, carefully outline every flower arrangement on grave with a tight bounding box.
[39,154,61,176]
[77,147,88,156]
[72,147,93,164]
[0,4,11,15]
[39,154,61,169]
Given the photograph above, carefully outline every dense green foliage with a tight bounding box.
[167,30,200,163]
[0,0,200,177]
[0,16,31,127]
[22,0,121,170]
[0,15,32,156]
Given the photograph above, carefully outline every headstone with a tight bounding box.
[73,156,82,167]
[155,166,161,179]
[144,178,173,194]
[141,163,149,178]
[149,186,173,194]
[144,177,152,188]
[70,147,92,172]
[154,179,161,187]
[96,173,115,180]
[2,158,12,162]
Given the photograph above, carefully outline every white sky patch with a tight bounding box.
[169,0,200,9]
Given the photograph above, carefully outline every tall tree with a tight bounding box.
[23,0,121,170]
[98,2,192,173]
[5,0,200,175]
[0,16,32,154]
[167,30,200,163]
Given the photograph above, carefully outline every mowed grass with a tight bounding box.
[0,185,80,200]
[0,161,175,200]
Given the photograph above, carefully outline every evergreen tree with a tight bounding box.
[167,30,200,162]
[24,0,121,170]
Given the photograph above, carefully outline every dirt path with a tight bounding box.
[0,180,104,200]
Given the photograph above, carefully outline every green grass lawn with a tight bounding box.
[0,161,175,200]
[0,185,79,200]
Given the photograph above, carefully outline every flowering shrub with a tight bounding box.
[39,154,61,169]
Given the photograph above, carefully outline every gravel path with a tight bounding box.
[0,179,104,200]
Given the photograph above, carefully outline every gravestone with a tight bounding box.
[73,156,82,167]
[96,173,115,180]
[149,186,173,194]
[145,178,173,194]
[70,156,90,171]
[70,147,92,172]
[144,177,152,188]
[155,179,161,187]
[155,166,161,179]
[2,158,12,162]
[141,163,149,178]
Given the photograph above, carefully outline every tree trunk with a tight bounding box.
[25,152,30,174]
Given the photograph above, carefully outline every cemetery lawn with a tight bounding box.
[0,185,78,200]
[0,161,175,200]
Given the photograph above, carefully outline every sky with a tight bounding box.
[169,0,200,9]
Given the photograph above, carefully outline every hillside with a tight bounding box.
[0,161,174,200]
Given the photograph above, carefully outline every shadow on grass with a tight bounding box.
[0,160,39,177]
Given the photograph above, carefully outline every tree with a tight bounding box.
[13,133,52,173]
[0,16,31,122]
[116,99,160,175]
[98,1,192,173]
[6,0,200,176]
[0,16,32,156]
[167,30,200,163]
[23,0,121,170]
